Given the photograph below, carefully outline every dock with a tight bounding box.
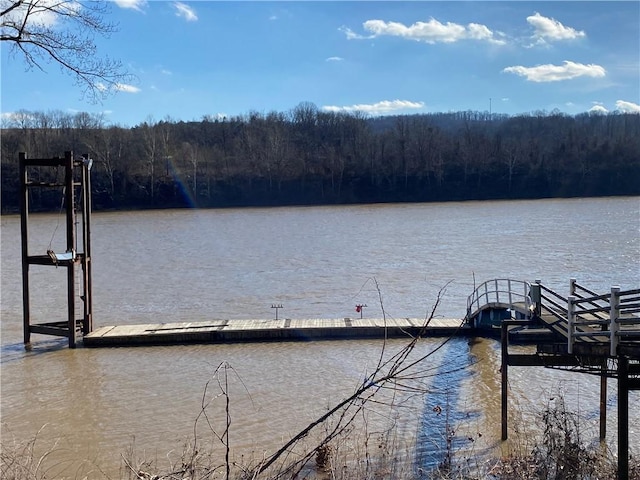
[83,317,466,347]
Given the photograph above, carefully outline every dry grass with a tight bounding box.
[3,390,639,480]
[1,424,107,480]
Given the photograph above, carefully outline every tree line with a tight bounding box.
[2,103,639,213]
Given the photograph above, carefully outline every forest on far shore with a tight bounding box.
[1,104,639,213]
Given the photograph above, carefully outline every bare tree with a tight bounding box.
[140,118,159,201]
[0,0,132,101]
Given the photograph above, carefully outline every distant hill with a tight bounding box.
[2,107,639,213]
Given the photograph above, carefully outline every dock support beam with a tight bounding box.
[600,359,607,441]
[19,152,30,346]
[501,321,508,440]
[618,356,629,480]
[65,152,76,348]
[80,155,93,335]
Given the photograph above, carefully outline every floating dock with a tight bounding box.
[83,317,466,347]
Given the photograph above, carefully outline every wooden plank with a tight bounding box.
[30,325,71,337]
[87,326,116,337]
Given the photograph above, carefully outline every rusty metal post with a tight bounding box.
[501,320,508,440]
[65,151,76,348]
[618,356,629,480]
[599,360,607,441]
[19,152,31,346]
[80,154,93,335]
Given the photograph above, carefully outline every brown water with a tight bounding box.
[1,197,639,478]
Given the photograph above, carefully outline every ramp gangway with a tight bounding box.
[466,277,640,358]
[468,278,639,480]
[465,278,533,325]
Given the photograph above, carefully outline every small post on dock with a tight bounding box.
[356,304,367,319]
[530,280,542,318]
[271,304,283,321]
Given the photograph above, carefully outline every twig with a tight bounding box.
[255,283,461,476]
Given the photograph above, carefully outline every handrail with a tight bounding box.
[466,278,532,321]
[467,278,639,359]
[573,282,600,298]
[540,283,566,303]
[573,292,612,303]
[539,293,568,323]
[567,284,640,356]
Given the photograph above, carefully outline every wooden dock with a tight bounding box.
[83,317,466,347]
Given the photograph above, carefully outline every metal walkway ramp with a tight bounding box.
[466,278,533,324]
[478,278,640,480]
[466,278,640,358]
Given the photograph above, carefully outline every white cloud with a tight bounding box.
[339,26,368,40]
[467,23,500,42]
[527,12,585,44]
[1,0,82,28]
[616,100,640,113]
[173,2,198,22]
[269,15,278,21]
[325,56,344,62]
[341,18,505,45]
[322,100,425,115]
[503,61,606,82]
[115,83,141,93]
[97,82,139,93]
[161,69,172,75]
[114,0,147,12]
[589,105,608,114]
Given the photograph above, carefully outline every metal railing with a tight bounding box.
[568,285,640,356]
[537,281,569,321]
[466,278,533,321]
[467,278,640,357]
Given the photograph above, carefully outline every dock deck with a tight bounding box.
[83,317,466,347]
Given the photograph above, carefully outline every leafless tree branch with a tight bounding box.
[251,282,467,478]
[0,0,134,102]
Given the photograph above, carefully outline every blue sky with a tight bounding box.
[1,1,639,127]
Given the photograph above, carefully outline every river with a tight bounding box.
[1,197,639,478]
